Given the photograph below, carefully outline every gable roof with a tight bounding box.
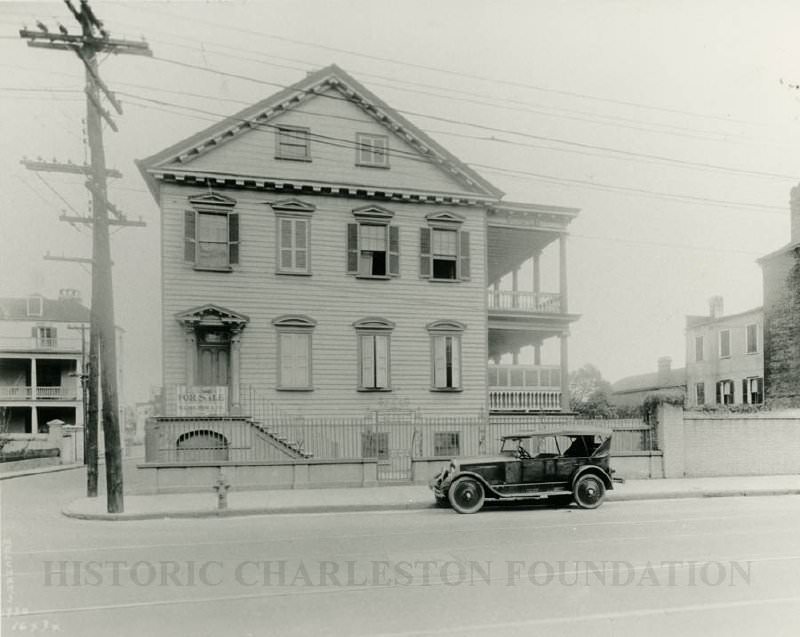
[138,64,504,201]
[611,368,686,395]
[0,295,90,323]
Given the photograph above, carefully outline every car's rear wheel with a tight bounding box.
[448,477,485,514]
[573,474,606,509]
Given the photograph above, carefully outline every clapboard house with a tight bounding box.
[138,65,580,424]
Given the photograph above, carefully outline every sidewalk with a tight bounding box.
[0,462,85,481]
[63,474,800,521]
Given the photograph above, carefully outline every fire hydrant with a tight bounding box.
[213,476,230,510]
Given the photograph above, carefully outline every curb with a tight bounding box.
[61,487,800,521]
[0,463,85,481]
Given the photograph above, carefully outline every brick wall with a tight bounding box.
[761,247,800,407]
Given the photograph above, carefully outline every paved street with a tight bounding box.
[2,467,800,636]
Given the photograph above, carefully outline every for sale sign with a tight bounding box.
[176,385,228,416]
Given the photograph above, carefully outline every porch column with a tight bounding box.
[30,357,38,400]
[512,349,519,365]
[229,325,243,414]
[511,268,519,308]
[532,251,541,296]
[559,333,570,412]
[32,405,39,434]
[183,325,197,385]
[534,344,541,366]
[559,233,568,313]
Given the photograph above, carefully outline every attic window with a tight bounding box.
[356,133,389,168]
[276,126,311,161]
[27,296,43,317]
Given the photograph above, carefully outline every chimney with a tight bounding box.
[791,185,800,244]
[657,356,672,385]
[709,295,724,319]
[58,288,81,304]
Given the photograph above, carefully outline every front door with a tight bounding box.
[197,329,230,387]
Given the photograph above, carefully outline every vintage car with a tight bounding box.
[430,429,617,513]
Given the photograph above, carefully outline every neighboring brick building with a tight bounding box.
[758,186,800,407]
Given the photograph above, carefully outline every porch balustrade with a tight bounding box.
[0,336,83,351]
[0,386,76,400]
[488,364,563,412]
[487,290,562,313]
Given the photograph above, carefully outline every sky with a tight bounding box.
[1,0,799,404]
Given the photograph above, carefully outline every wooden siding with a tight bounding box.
[161,183,489,418]
[165,89,477,196]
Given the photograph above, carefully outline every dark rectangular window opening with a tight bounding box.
[433,259,457,280]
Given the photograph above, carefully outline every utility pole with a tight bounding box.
[20,0,151,513]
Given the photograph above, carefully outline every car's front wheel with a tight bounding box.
[448,477,485,514]
[573,474,606,509]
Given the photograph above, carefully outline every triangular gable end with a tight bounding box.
[139,65,504,201]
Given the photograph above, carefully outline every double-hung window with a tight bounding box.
[427,320,465,391]
[354,318,394,391]
[695,382,705,406]
[185,193,239,271]
[719,329,731,358]
[716,379,734,405]
[272,315,316,390]
[420,212,470,281]
[275,126,310,161]
[271,199,315,275]
[27,295,43,317]
[745,323,758,354]
[743,377,763,404]
[695,336,704,362]
[347,206,399,278]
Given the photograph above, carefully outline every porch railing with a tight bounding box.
[0,386,77,400]
[0,336,83,352]
[487,290,562,313]
[489,388,561,412]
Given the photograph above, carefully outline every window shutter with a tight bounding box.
[375,335,388,388]
[280,219,294,269]
[295,219,307,270]
[742,379,748,404]
[347,223,359,274]
[420,227,432,278]
[296,334,309,387]
[451,336,461,388]
[459,230,471,280]
[715,381,721,404]
[388,225,400,276]
[433,336,446,387]
[279,333,293,387]
[184,210,196,262]
[228,213,239,265]
[361,335,375,388]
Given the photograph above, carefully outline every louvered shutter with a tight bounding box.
[280,219,293,270]
[347,223,359,274]
[420,227,432,278]
[228,213,239,265]
[388,225,400,276]
[184,210,196,262]
[295,219,307,270]
[375,335,388,388]
[280,333,293,387]
[715,381,722,404]
[742,379,748,404]
[296,334,309,387]
[450,336,461,388]
[361,335,375,388]
[459,230,471,280]
[433,336,446,388]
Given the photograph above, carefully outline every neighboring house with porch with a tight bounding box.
[0,291,87,434]
[138,65,580,467]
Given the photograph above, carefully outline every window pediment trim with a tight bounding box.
[188,192,237,209]
[176,304,249,328]
[352,317,395,331]
[425,211,465,227]
[426,319,466,333]
[352,205,394,223]
[272,314,317,330]
[269,198,316,215]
